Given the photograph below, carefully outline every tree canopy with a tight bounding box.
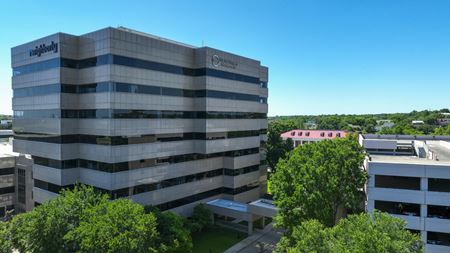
[188,203,213,233]
[275,211,423,253]
[271,136,367,230]
[266,120,295,170]
[269,108,450,135]
[3,185,193,253]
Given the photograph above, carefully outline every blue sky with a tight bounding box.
[1,0,449,116]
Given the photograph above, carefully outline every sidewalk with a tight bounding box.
[223,222,283,253]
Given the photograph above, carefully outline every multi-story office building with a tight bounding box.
[360,134,450,253]
[0,142,15,218]
[11,27,268,215]
[281,129,347,147]
[0,139,33,218]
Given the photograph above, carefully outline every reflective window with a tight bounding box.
[31,147,259,172]
[0,186,15,195]
[223,165,259,176]
[13,54,262,86]
[15,130,261,145]
[13,82,267,103]
[17,169,26,204]
[0,167,14,176]
[14,109,266,119]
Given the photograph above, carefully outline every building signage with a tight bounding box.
[29,41,58,57]
[212,55,238,69]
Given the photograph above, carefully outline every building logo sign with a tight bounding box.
[29,41,58,57]
[212,55,238,69]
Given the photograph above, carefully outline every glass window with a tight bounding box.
[375,175,421,190]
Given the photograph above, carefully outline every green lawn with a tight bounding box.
[192,225,247,253]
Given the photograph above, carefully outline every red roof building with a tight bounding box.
[281,129,348,147]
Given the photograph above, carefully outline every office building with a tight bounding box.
[0,142,15,218]
[360,134,450,253]
[11,27,268,215]
[281,129,347,147]
[0,139,33,218]
[437,113,450,126]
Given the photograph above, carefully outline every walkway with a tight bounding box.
[223,222,283,253]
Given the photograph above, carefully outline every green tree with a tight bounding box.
[434,125,450,135]
[276,211,423,253]
[152,208,193,253]
[0,221,12,253]
[66,199,159,253]
[189,204,213,233]
[266,120,295,171]
[271,137,367,231]
[9,185,107,252]
[8,185,171,253]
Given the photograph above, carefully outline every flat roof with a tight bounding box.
[427,142,450,162]
[249,199,276,210]
[0,142,17,158]
[207,199,248,213]
[361,134,450,141]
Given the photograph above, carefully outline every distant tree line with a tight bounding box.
[269,108,450,135]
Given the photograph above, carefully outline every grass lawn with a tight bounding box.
[192,225,247,253]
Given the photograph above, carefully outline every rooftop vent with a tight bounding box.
[320,132,325,137]
[305,132,310,137]
[290,132,295,136]
[298,132,303,136]
[328,132,333,137]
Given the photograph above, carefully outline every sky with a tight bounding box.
[0,0,449,116]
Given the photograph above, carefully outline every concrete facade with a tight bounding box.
[11,27,268,215]
[360,134,450,253]
[0,145,15,218]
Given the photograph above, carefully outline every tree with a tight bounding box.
[7,185,169,253]
[271,136,367,231]
[275,211,423,253]
[66,199,159,253]
[9,185,108,252]
[434,125,450,135]
[266,120,295,171]
[150,208,193,253]
[0,221,11,253]
[189,204,213,233]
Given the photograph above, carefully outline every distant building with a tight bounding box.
[437,113,450,126]
[304,121,317,130]
[0,140,33,219]
[375,120,395,131]
[348,124,362,131]
[0,130,13,139]
[360,134,450,253]
[281,130,347,147]
[0,142,15,218]
[412,120,425,126]
[0,120,12,126]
